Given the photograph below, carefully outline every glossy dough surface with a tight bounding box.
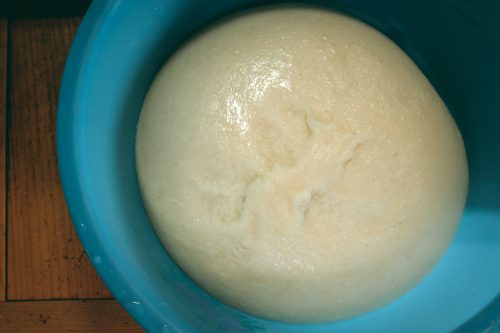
[136,7,468,322]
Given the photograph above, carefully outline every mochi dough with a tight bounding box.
[136,7,468,322]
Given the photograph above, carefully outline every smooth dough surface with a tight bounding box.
[136,7,468,322]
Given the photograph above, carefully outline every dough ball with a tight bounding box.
[136,7,468,322]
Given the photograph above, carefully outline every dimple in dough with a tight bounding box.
[136,7,468,323]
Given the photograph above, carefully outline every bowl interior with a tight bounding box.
[57,0,500,332]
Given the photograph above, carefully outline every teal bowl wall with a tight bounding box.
[57,0,500,332]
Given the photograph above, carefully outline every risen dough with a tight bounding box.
[136,7,468,322]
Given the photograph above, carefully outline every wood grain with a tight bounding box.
[7,17,111,300]
[0,19,7,302]
[0,1,143,330]
[0,300,144,332]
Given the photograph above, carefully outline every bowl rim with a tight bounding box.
[57,0,158,331]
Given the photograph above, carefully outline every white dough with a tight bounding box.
[136,7,468,322]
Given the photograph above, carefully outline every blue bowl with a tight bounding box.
[57,0,500,332]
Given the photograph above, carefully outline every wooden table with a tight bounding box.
[0,1,144,331]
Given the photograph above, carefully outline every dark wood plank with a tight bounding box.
[10,0,92,19]
[7,17,111,300]
[0,19,7,302]
[0,300,144,332]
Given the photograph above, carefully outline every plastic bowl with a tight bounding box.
[57,0,500,332]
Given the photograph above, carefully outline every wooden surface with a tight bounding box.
[0,3,144,332]
[0,300,141,333]
[0,19,7,303]
[8,16,111,301]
